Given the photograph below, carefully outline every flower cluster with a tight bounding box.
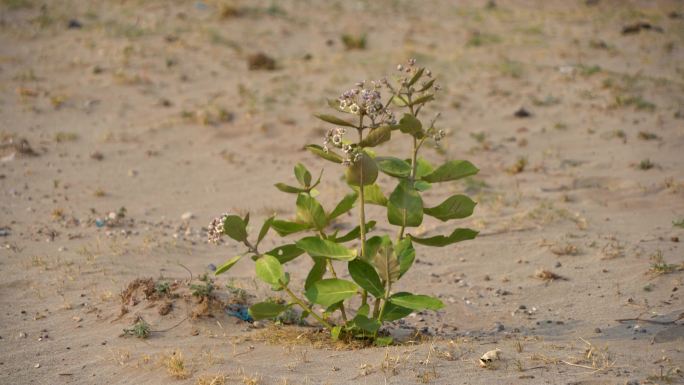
[337,82,395,126]
[207,213,228,244]
[323,127,361,166]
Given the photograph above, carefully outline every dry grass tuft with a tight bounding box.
[196,373,226,385]
[550,242,579,256]
[162,350,190,379]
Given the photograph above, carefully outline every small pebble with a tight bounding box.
[181,212,194,221]
[594,327,602,333]
[34,363,40,368]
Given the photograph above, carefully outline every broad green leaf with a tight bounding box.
[271,219,309,236]
[396,238,415,277]
[305,257,326,290]
[335,221,376,243]
[296,194,328,231]
[294,163,312,188]
[414,181,432,191]
[381,293,413,321]
[421,160,479,183]
[328,192,358,221]
[214,255,241,275]
[305,144,343,164]
[255,254,284,286]
[363,236,383,262]
[305,278,358,308]
[314,114,358,128]
[391,95,408,107]
[256,216,274,246]
[424,194,477,222]
[352,184,387,206]
[414,158,434,178]
[359,125,391,148]
[352,314,380,333]
[248,302,287,320]
[222,215,248,242]
[275,183,307,194]
[348,259,384,297]
[407,67,424,87]
[373,236,400,284]
[389,293,444,311]
[374,336,393,346]
[265,244,305,264]
[409,94,434,106]
[295,236,357,261]
[376,156,411,178]
[395,113,423,137]
[409,228,479,247]
[356,303,370,317]
[387,180,424,227]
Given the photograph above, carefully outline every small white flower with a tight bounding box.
[339,100,348,110]
[349,103,360,114]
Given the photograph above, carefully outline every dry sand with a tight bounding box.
[1,0,683,384]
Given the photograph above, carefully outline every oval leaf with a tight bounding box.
[381,293,413,321]
[387,180,424,227]
[396,238,415,277]
[373,236,400,284]
[256,216,274,246]
[328,192,358,221]
[422,160,479,183]
[294,163,312,188]
[389,293,443,311]
[255,254,284,286]
[271,219,310,236]
[409,228,478,247]
[295,236,357,261]
[359,126,391,148]
[424,194,477,222]
[223,215,248,242]
[335,221,376,243]
[248,302,287,320]
[305,144,343,164]
[395,113,423,138]
[305,278,358,308]
[275,183,307,194]
[264,244,305,264]
[352,184,387,206]
[352,314,381,333]
[296,194,328,231]
[314,114,357,128]
[214,255,241,276]
[348,259,384,298]
[376,156,411,178]
[305,257,327,290]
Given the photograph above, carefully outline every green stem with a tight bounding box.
[375,282,392,337]
[396,135,419,242]
[282,284,333,330]
[357,121,369,308]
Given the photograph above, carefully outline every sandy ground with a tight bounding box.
[1,0,683,384]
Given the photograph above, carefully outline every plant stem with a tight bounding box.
[282,284,333,330]
[375,282,392,337]
[396,135,419,242]
[357,120,369,307]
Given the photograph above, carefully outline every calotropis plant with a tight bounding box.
[209,59,479,345]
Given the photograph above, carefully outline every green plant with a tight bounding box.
[341,34,367,50]
[123,318,151,339]
[190,274,215,298]
[155,281,170,296]
[209,60,479,345]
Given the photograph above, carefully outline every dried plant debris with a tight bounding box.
[479,348,502,368]
[1,136,39,160]
[622,21,663,34]
[341,34,367,50]
[550,242,580,256]
[247,53,276,71]
[535,269,567,281]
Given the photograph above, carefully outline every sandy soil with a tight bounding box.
[1,0,683,384]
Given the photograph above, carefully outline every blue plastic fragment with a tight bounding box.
[95,219,105,228]
[226,304,253,322]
